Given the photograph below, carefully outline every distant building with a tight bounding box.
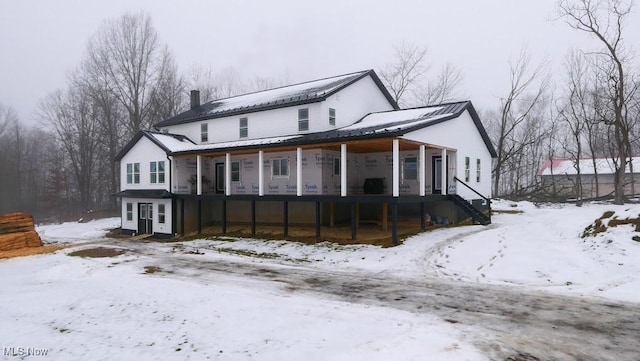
[537,157,640,199]
[114,69,497,243]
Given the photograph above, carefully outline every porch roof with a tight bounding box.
[112,189,174,199]
[157,101,481,156]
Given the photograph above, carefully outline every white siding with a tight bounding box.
[120,198,173,235]
[120,137,170,191]
[322,75,395,128]
[159,75,395,144]
[402,110,493,199]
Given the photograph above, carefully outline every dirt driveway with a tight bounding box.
[110,240,640,361]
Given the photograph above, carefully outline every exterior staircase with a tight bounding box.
[447,194,491,225]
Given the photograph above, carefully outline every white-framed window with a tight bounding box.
[239,117,248,138]
[231,161,241,182]
[403,157,417,180]
[333,157,340,175]
[465,157,470,182]
[476,158,481,182]
[298,108,309,131]
[126,163,140,184]
[126,203,133,221]
[150,161,165,184]
[201,123,208,142]
[158,204,165,224]
[329,108,336,126]
[272,158,289,177]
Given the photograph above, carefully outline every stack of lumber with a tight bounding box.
[0,213,43,251]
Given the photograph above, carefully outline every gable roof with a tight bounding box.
[114,130,196,161]
[154,69,398,128]
[538,157,640,176]
[154,101,497,158]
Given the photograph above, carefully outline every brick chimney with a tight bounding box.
[190,90,200,110]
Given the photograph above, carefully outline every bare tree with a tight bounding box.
[379,42,429,107]
[413,63,465,105]
[558,0,638,204]
[38,88,100,212]
[491,49,550,197]
[86,11,182,136]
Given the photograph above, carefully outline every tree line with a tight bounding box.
[0,0,638,223]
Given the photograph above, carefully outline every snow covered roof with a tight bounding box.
[155,69,397,127]
[114,130,195,160]
[159,101,496,157]
[538,157,640,176]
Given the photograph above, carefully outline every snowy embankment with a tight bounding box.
[3,202,639,360]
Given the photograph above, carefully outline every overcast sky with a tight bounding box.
[1,0,639,125]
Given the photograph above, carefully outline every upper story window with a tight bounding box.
[231,161,241,182]
[329,108,336,126]
[465,157,470,182]
[272,158,289,177]
[150,161,165,184]
[298,108,309,131]
[201,123,208,143]
[126,163,140,184]
[403,157,417,180]
[476,159,481,182]
[239,117,248,138]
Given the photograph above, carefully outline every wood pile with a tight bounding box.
[0,213,43,251]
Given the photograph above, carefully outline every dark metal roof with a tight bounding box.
[168,101,497,158]
[114,130,195,161]
[154,69,398,128]
[112,189,174,198]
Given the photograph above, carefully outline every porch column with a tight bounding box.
[225,153,231,196]
[419,144,426,196]
[296,147,302,196]
[196,155,202,195]
[258,150,264,196]
[341,143,347,197]
[392,139,400,197]
[441,148,447,196]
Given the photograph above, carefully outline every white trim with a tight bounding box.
[340,143,347,197]
[258,150,264,196]
[296,147,302,196]
[392,139,399,197]
[196,155,202,195]
[419,144,425,196]
[441,149,447,196]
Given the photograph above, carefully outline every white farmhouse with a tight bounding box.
[115,69,497,244]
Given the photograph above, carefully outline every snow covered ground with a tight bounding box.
[2,201,639,360]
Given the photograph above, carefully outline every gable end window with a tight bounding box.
[150,161,165,184]
[272,159,289,177]
[329,108,336,126]
[298,108,309,131]
[465,157,470,182]
[126,163,140,184]
[239,117,248,138]
[476,159,481,183]
[403,157,417,180]
[201,123,208,143]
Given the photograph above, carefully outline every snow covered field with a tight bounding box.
[1,201,639,360]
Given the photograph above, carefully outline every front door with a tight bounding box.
[215,162,225,194]
[137,203,153,234]
[432,156,448,194]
